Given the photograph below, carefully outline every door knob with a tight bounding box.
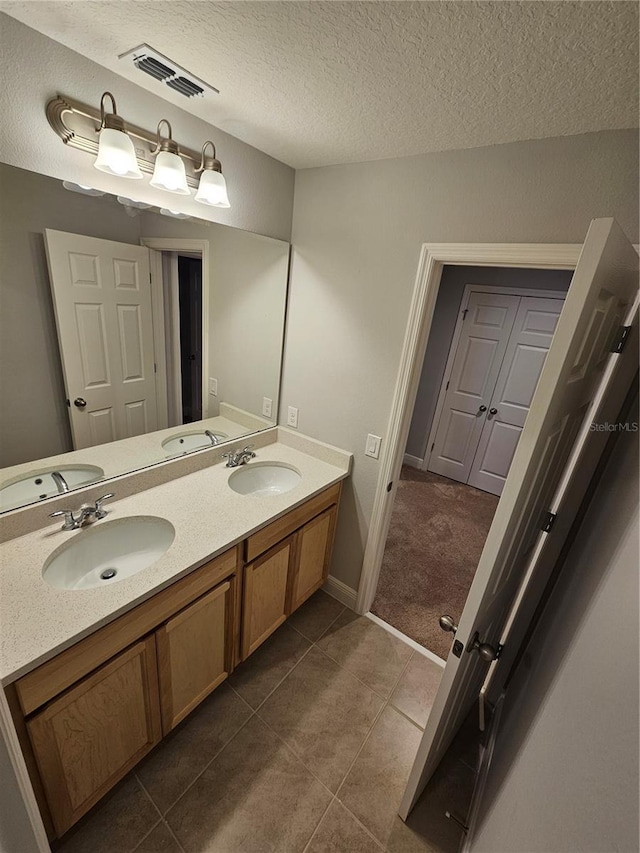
[439,614,458,634]
[478,405,487,413]
[73,397,87,409]
[489,407,498,415]
[466,631,500,662]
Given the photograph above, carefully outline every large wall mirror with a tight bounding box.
[0,162,290,513]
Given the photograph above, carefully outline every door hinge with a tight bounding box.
[431,442,435,452]
[611,325,631,354]
[445,380,450,390]
[154,362,157,374]
[542,511,557,533]
[462,308,469,319]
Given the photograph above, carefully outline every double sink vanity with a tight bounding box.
[0,428,351,842]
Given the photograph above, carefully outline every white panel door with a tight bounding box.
[467,296,565,495]
[428,292,520,482]
[45,230,157,449]
[399,219,638,819]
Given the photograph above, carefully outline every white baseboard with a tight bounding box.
[323,575,358,610]
[366,612,446,667]
[403,453,424,469]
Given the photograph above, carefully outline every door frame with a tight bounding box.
[141,238,211,425]
[422,283,567,475]
[355,243,582,615]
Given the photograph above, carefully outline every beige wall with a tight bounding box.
[471,396,639,852]
[282,129,639,591]
[0,14,294,243]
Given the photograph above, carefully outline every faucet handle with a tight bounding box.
[242,445,256,454]
[94,493,115,519]
[49,509,78,530]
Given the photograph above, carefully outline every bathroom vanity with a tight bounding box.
[0,430,351,841]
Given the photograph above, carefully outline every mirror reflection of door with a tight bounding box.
[177,255,203,424]
[44,229,158,450]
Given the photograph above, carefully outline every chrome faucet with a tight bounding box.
[222,445,256,468]
[51,471,70,494]
[49,493,115,531]
[205,430,219,446]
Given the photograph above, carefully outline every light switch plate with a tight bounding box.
[262,397,273,418]
[365,433,382,459]
[209,378,218,397]
[287,406,299,428]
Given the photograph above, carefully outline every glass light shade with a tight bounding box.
[150,151,190,195]
[94,127,143,179]
[195,169,230,208]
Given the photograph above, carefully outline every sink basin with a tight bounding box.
[0,465,105,512]
[228,462,301,496]
[43,516,175,590]
[162,430,228,456]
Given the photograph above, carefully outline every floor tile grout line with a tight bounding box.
[309,639,400,703]
[257,711,339,800]
[250,643,315,714]
[334,695,388,803]
[337,802,387,851]
[312,602,347,643]
[131,776,174,853]
[300,793,337,853]
[387,700,426,732]
[150,709,257,820]
[134,775,186,853]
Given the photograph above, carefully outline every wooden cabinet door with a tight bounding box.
[156,580,232,734]
[27,636,161,836]
[290,506,338,612]
[242,538,292,659]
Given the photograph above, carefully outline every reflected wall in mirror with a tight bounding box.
[0,162,290,512]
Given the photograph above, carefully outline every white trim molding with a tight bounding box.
[365,612,446,667]
[355,242,582,615]
[403,453,423,469]
[323,575,358,610]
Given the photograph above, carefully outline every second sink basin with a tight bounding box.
[228,462,301,496]
[43,516,175,591]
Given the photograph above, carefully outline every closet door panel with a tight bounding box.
[468,296,564,495]
[428,292,520,483]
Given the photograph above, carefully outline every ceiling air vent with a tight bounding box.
[118,44,219,99]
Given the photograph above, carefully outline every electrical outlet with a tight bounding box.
[365,434,382,459]
[209,378,218,397]
[262,397,273,418]
[287,406,299,428]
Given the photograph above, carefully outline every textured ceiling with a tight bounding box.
[1,1,638,168]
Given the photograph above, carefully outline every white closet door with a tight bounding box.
[45,230,157,449]
[428,292,520,483]
[467,296,565,495]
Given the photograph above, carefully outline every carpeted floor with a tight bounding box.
[371,466,499,660]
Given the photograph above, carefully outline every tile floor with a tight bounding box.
[54,592,477,853]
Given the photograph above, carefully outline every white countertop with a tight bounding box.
[0,436,351,685]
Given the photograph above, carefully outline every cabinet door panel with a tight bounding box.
[27,636,161,836]
[157,580,232,734]
[290,506,338,612]
[242,539,292,659]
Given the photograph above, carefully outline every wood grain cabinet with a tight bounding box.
[242,538,293,658]
[27,636,161,837]
[157,580,233,734]
[241,484,341,658]
[290,506,338,613]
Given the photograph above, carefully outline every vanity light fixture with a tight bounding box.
[149,119,190,195]
[94,92,143,179]
[62,181,106,197]
[194,141,231,208]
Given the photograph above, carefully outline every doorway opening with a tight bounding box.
[369,264,572,660]
[177,254,203,424]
